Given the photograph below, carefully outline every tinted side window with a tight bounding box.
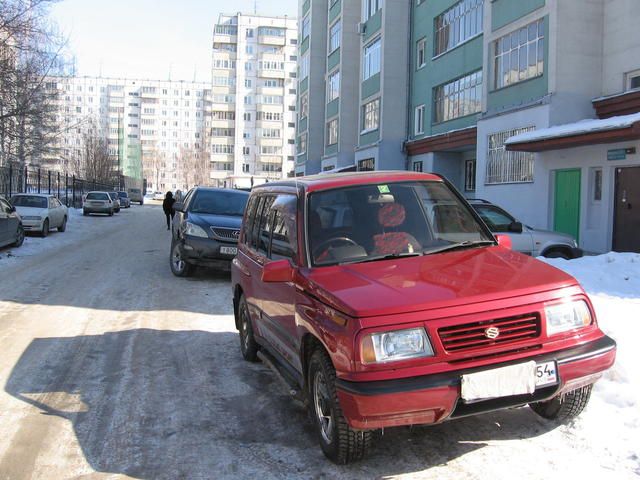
[250,196,266,250]
[270,195,298,262]
[257,196,275,256]
[242,195,258,246]
[475,206,514,232]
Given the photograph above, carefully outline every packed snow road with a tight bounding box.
[0,205,637,479]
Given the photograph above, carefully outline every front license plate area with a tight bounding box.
[220,246,237,255]
[461,360,558,402]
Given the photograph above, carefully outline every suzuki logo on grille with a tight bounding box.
[485,327,500,339]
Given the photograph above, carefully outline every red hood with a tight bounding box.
[299,247,579,318]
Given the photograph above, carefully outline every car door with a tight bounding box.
[255,194,301,372]
[475,205,534,255]
[0,198,10,245]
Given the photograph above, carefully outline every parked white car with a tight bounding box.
[10,193,68,237]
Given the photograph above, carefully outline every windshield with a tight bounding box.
[190,190,249,216]
[11,195,47,209]
[86,193,109,201]
[308,181,493,266]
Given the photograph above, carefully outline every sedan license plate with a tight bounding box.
[461,360,558,402]
[220,246,237,255]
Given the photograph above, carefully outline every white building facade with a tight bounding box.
[211,13,298,188]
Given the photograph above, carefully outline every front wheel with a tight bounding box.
[308,349,372,464]
[170,240,194,277]
[238,295,259,362]
[13,225,25,247]
[530,384,593,421]
[41,219,49,237]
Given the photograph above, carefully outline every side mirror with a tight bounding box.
[261,259,294,283]
[508,221,523,233]
[173,202,184,212]
[495,234,513,250]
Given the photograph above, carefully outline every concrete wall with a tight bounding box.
[602,0,640,95]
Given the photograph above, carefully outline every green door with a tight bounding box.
[554,169,581,241]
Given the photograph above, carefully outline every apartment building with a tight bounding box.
[211,13,298,188]
[45,76,210,192]
[295,0,411,175]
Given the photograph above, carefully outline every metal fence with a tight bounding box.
[0,162,125,208]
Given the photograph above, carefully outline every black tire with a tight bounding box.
[308,348,372,464]
[170,240,194,277]
[41,219,49,238]
[58,216,67,232]
[237,295,259,362]
[544,250,571,260]
[530,384,593,421]
[13,225,25,247]
[83,209,88,216]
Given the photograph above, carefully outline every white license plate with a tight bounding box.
[461,360,558,402]
[220,246,237,255]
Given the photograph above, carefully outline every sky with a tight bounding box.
[50,0,298,82]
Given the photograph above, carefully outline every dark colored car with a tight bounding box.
[117,191,131,208]
[170,187,250,276]
[0,194,24,249]
[107,192,121,213]
[230,171,616,464]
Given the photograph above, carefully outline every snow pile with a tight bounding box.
[505,112,640,144]
[540,252,640,473]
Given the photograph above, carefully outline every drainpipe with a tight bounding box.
[404,0,414,171]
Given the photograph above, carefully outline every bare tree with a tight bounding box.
[179,142,210,190]
[0,0,68,167]
[142,145,166,192]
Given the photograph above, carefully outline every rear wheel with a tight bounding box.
[13,225,25,247]
[58,216,67,232]
[309,348,372,464]
[41,219,49,237]
[170,240,194,277]
[530,385,593,421]
[238,295,259,362]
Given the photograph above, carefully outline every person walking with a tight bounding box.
[162,191,176,230]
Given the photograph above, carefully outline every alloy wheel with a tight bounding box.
[314,370,334,444]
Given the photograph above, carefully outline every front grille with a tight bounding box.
[438,313,541,353]
[211,227,241,241]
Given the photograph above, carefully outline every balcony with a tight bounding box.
[259,155,282,164]
[257,85,283,96]
[211,119,235,128]
[258,69,286,80]
[258,137,283,148]
[256,103,284,113]
[212,32,237,44]
[255,119,282,130]
[258,34,286,46]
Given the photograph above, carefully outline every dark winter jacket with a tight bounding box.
[162,195,175,215]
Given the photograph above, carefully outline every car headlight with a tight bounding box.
[545,300,592,336]
[361,327,434,364]
[184,222,208,238]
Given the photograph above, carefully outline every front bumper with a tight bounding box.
[180,235,238,269]
[84,206,112,214]
[21,220,44,231]
[336,335,616,430]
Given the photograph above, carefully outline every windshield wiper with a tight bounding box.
[423,240,496,255]
[339,251,422,265]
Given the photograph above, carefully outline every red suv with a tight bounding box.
[231,171,616,464]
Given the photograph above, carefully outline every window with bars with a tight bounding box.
[433,70,482,123]
[493,18,544,89]
[362,98,380,132]
[485,127,535,184]
[434,0,483,57]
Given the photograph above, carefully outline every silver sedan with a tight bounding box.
[10,194,68,237]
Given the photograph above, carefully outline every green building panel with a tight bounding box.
[300,36,310,55]
[359,129,380,147]
[302,0,310,16]
[363,9,382,43]
[297,152,307,165]
[329,0,341,23]
[491,0,545,31]
[486,15,549,113]
[327,49,340,71]
[362,73,380,100]
[298,117,308,133]
[300,77,309,93]
[326,99,339,119]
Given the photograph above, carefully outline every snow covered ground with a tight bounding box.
[541,253,640,477]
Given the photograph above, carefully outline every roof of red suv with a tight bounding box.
[256,171,443,193]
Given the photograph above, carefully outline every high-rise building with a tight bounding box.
[44,76,211,192]
[295,0,411,176]
[211,13,298,188]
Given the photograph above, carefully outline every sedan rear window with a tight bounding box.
[86,193,109,201]
[11,196,47,209]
